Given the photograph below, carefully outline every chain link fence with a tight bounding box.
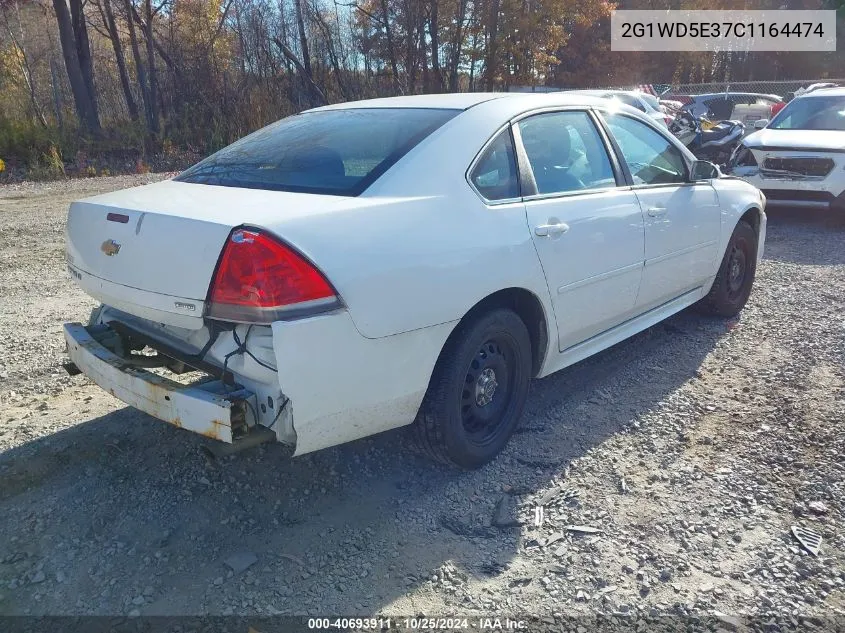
[648,79,843,99]
[509,79,844,99]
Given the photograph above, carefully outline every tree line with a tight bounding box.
[0,0,842,174]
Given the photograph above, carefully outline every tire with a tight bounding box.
[413,308,532,469]
[697,220,758,317]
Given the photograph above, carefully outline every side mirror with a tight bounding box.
[690,160,719,181]
[754,118,769,129]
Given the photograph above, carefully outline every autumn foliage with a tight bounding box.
[0,0,842,177]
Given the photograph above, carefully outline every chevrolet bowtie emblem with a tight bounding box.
[100,239,121,256]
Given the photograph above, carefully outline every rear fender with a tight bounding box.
[271,311,457,455]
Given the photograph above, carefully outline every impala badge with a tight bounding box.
[100,239,121,256]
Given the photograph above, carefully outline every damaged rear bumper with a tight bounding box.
[63,322,251,443]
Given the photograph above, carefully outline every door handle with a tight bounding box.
[647,206,667,217]
[535,222,570,237]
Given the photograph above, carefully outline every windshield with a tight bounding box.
[769,96,845,131]
[175,108,459,195]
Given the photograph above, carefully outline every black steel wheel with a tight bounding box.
[460,335,519,447]
[414,308,532,469]
[697,220,758,317]
[725,241,749,303]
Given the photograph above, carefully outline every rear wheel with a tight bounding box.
[697,220,758,317]
[413,309,532,469]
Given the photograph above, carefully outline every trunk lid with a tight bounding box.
[66,179,350,328]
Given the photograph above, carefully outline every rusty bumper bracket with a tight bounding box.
[63,322,254,443]
[203,424,278,458]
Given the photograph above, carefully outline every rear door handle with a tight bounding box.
[535,222,570,237]
[647,206,667,217]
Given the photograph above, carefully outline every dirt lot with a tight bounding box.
[0,176,843,626]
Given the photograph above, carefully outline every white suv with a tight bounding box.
[728,87,845,212]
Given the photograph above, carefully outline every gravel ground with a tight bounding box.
[0,176,843,628]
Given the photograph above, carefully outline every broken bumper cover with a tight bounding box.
[728,166,845,210]
[63,322,251,443]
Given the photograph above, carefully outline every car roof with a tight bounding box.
[567,89,643,99]
[800,86,845,98]
[690,92,782,100]
[306,92,614,113]
[307,93,507,111]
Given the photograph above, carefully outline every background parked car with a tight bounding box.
[682,92,783,126]
[567,89,672,127]
[771,84,839,117]
[727,87,845,212]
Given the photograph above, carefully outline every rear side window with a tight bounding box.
[469,130,520,201]
[176,108,459,196]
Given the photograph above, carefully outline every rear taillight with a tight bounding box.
[207,228,339,323]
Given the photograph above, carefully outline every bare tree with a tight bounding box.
[483,0,499,89]
[293,0,311,75]
[272,36,327,106]
[124,0,152,131]
[446,0,469,92]
[1,0,49,127]
[141,0,160,134]
[310,3,351,100]
[51,0,100,133]
[427,0,444,91]
[97,0,140,121]
[378,0,401,93]
[0,0,840,173]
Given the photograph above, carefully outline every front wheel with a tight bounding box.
[413,309,532,469]
[697,220,758,317]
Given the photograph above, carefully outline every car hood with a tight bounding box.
[743,128,845,152]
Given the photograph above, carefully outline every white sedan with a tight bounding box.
[63,93,766,468]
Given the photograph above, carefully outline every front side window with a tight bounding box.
[603,113,687,185]
[469,129,519,201]
[517,111,616,195]
[176,108,459,196]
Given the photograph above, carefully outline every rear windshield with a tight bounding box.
[769,96,845,131]
[175,108,459,195]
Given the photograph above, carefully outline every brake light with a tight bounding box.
[207,228,339,323]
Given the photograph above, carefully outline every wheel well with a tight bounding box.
[457,288,549,377]
[740,207,761,235]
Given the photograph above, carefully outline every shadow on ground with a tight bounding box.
[0,304,729,616]
[4,207,829,616]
